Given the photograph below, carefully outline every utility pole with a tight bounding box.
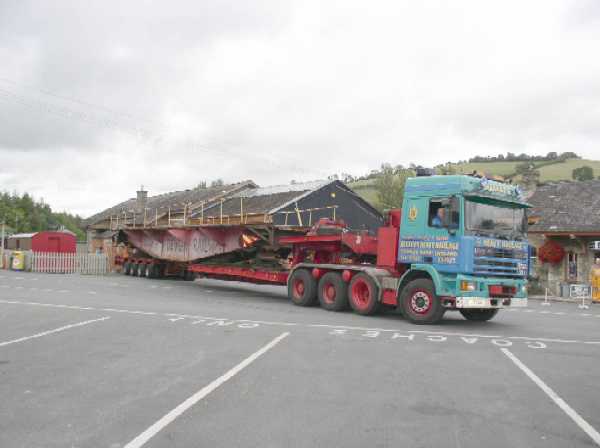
[0,220,5,269]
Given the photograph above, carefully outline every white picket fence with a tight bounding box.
[2,250,109,275]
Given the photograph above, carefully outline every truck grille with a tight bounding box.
[474,257,520,276]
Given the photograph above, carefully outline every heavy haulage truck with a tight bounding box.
[120,175,530,324]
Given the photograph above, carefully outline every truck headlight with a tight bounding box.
[460,280,476,292]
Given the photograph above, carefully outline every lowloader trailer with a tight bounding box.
[122,175,531,324]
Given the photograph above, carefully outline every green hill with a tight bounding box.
[454,158,600,183]
[349,157,600,208]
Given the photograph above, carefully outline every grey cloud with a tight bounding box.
[0,0,599,216]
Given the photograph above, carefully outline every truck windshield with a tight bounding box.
[465,199,526,240]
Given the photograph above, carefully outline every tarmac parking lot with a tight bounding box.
[1,270,599,448]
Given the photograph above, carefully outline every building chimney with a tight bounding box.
[136,185,148,213]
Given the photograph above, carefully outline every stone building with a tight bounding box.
[528,180,600,296]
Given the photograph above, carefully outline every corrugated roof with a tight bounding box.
[233,180,329,198]
[9,233,37,239]
[8,229,76,239]
[528,180,600,233]
[199,180,333,218]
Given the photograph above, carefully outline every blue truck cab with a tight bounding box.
[396,175,529,323]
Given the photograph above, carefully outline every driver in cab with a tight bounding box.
[432,206,458,229]
[432,207,445,227]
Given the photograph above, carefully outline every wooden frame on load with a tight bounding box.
[107,204,339,230]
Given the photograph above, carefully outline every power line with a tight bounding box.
[0,76,153,127]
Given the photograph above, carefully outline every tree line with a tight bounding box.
[0,191,85,240]
[467,151,579,164]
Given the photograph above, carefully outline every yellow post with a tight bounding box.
[592,260,600,303]
[294,202,303,226]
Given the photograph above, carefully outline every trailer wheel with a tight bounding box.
[348,273,380,315]
[183,270,196,281]
[459,309,498,321]
[400,278,445,324]
[150,264,162,279]
[132,263,140,277]
[145,264,154,279]
[288,269,317,306]
[123,262,131,275]
[318,272,349,311]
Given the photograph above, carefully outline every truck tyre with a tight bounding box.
[132,263,140,277]
[348,273,380,315]
[318,272,349,311]
[459,309,499,321]
[145,264,154,279]
[123,262,131,275]
[288,269,317,306]
[183,270,195,281]
[400,278,445,324]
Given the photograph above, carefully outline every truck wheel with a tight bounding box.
[318,272,349,311]
[145,264,154,279]
[288,269,317,306]
[123,262,131,275]
[459,309,499,321]
[400,278,445,324]
[183,270,196,281]
[348,273,380,315]
[132,263,140,277]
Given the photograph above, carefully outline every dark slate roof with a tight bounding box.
[198,180,331,218]
[528,180,600,233]
[84,180,256,226]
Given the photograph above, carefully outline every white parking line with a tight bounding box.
[0,316,110,348]
[124,332,290,448]
[501,348,600,446]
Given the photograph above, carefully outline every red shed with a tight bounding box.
[7,231,77,253]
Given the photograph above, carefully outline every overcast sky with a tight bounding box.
[1,0,599,217]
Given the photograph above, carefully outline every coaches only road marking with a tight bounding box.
[1,299,600,350]
[124,331,290,448]
[501,348,600,446]
[0,316,110,348]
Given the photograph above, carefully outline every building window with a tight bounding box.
[530,246,538,268]
[567,252,578,282]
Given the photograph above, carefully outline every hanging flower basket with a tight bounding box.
[538,240,565,264]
